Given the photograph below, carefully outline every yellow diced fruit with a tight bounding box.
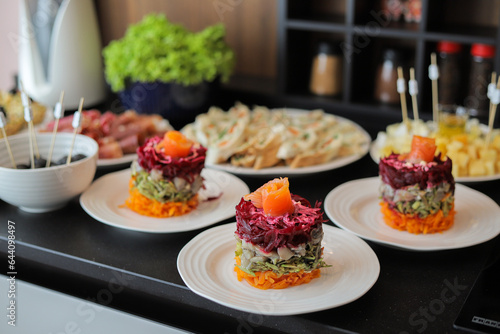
[451,134,468,145]
[459,166,469,177]
[484,160,495,175]
[466,145,478,159]
[469,160,486,177]
[473,138,485,148]
[436,143,447,157]
[380,146,394,158]
[446,150,459,163]
[496,161,500,173]
[479,148,497,162]
[447,140,464,152]
[451,163,460,178]
[456,152,470,168]
[491,136,500,151]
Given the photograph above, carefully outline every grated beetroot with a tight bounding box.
[379,153,455,192]
[137,136,206,183]
[235,194,325,252]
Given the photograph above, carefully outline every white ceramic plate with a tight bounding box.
[370,136,500,183]
[97,154,137,168]
[325,177,500,251]
[177,223,380,315]
[80,168,249,233]
[206,113,371,177]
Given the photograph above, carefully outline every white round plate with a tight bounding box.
[325,177,500,251]
[80,168,249,233]
[206,113,371,177]
[177,223,380,315]
[370,137,500,183]
[97,154,137,168]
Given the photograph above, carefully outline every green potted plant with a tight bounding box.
[102,13,235,128]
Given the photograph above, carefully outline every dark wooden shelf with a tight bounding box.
[225,1,500,128]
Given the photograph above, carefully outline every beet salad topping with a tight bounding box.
[137,136,206,183]
[235,194,325,253]
[379,153,454,191]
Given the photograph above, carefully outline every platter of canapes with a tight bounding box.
[181,103,371,176]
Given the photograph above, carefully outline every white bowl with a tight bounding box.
[0,132,98,212]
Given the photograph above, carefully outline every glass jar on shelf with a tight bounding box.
[465,43,495,120]
[436,41,463,106]
[309,41,343,96]
[374,48,406,104]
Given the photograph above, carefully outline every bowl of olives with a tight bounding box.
[0,132,98,212]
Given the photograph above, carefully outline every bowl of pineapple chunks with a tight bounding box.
[371,118,500,182]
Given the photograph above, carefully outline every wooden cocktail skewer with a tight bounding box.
[409,67,420,122]
[486,72,497,129]
[20,91,36,169]
[67,97,84,165]
[397,66,410,131]
[485,76,500,149]
[19,81,40,160]
[0,111,16,168]
[46,91,65,167]
[429,53,439,124]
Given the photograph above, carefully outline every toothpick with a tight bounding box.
[429,53,439,123]
[0,111,16,168]
[19,80,39,165]
[485,76,500,149]
[397,67,410,131]
[67,97,84,165]
[409,67,420,122]
[46,91,65,167]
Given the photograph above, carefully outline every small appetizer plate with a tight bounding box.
[177,223,380,315]
[325,177,500,251]
[80,168,249,233]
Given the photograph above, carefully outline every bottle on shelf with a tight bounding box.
[436,41,463,106]
[465,43,496,120]
[309,41,342,97]
[374,48,406,105]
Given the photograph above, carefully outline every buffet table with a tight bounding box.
[1,134,500,333]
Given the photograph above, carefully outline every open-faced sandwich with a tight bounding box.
[234,177,329,289]
[123,131,206,218]
[379,135,455,234]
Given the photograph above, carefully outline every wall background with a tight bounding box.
[0,0,20,91]
[0,0,277,93]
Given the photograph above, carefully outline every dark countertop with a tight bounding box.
[1,124,500,333]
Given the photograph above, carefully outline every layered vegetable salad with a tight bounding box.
[234,178,329,289]
[124,131,206,217]
[379,136,456,234]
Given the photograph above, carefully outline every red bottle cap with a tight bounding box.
[437,41,462,54]
[471,44,495,58]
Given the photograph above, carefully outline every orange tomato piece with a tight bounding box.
[156,131,193,158]
[244,178,295,216]
[406,135,437,163]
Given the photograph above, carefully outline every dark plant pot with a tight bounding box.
[118,80,219,129]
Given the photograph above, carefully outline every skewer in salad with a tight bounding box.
[379,135,456,234]
[234,178,329,289]
[124,131,206,218]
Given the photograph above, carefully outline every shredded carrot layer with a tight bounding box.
[234,256,321,290]
[380,201,455,234]
[123,179,198,218]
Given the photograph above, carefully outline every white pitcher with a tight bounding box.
[18,0,106,109]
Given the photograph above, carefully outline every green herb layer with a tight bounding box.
[133,170,195,203]
[235,239,330,276]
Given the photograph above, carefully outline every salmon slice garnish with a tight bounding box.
[399,135,437,163]
[244,177,295,216]
[156,131,193,158]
